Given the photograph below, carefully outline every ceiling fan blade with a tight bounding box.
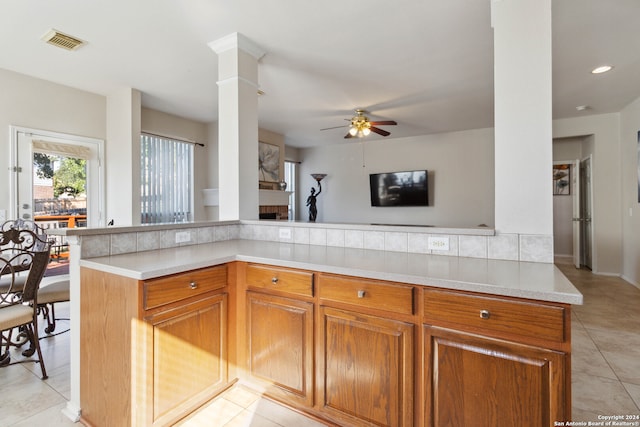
[320,125,348,131]
[344,132,354,139]
[370,126,391,137]
[369,120,397,126]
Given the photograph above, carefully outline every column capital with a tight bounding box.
[208,32,265,60]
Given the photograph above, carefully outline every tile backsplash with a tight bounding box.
[78,221,553,263]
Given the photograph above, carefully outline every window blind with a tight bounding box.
[140,133,193,224]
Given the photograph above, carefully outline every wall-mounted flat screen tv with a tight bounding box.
[369,170,429,207]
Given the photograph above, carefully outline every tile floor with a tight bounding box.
[1,260,639,426]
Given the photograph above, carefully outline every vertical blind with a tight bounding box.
[140,134,193,224]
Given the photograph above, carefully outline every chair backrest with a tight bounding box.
[0,221,51,304]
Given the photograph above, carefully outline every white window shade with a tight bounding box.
[140,133,194,224]
[32,139,92,159]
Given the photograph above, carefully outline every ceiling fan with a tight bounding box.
[321,109,397,139]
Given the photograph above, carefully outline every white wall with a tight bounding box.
[298,128,495,227]
[620,96,640,287]
[0,68,106,218]
[553,113,622,275]
[106,88,141,226]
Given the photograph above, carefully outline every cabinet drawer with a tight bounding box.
[144,265,227,310]
[245,264,313,297]
[423,289,566,342]
[318,274,414,315]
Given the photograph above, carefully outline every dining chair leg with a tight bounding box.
[25,322,47,379]
[0,329,13,366]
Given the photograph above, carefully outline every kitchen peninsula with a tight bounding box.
[58,221,582,427]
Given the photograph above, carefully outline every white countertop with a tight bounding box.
[80,239,583,305]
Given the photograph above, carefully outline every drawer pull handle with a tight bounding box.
[357,290,366,298]
[480,309,490,319]
[189,282,197,290]
[271,277,279,284]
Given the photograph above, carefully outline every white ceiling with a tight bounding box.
[1,0,639,148]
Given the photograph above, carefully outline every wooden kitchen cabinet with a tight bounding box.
[317,274,415,427]
[144,293,227,425]
[246,291,314,406]
[423,288,571,427]
[80,265,229,427]
[243,263,315,406]
[79,258,573,427]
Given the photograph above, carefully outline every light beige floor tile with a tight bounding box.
[224,409,283,427]
[623,382,640,410]
[0,372,67,426]
[224,385,263,408]
[569,407,608,423]
[9,401,76,427]
[571,327,617,380]
[587,329,640,384]
[588,328,640,354]
[248,398,328,427]
[572,372,638,415]
[600,351,640,384]
[43,363,71,400]
[176,397,244,427]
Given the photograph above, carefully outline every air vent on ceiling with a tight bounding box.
[42,29,86,51]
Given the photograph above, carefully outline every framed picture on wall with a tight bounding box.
[258,141,280,182]
[553,163,571,195]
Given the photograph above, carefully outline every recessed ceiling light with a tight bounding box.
[576,105,590,111]
[591,65,613,74]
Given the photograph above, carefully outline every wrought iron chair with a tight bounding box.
[0,222,52,379]
[0,220,71,336]
[38,275,70,334]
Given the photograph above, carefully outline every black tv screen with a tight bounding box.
[369,170,429,207]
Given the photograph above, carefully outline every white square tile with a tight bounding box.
[487,233,519,260]
[326,229,345,247]
[364,231,385,250]
[137,231,160,252]
[309,228,327,246]
[293,227,310,244]
[519,234,553,262]
[459,235,487,258]
[385,232,408,252]
[408,233,430,254]
[110,232,137,255]
[344,230,364,249]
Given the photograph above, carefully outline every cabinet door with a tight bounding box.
[425,326,566,427]
[147,293,227,425]
[318,306,414,427]
[247,291,314,406]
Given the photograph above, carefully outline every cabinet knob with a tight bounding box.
[271,277,279,284]
[479,309,490,319]
[189,282,197,290]
[357,290,366,298]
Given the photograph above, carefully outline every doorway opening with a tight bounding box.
[9,126,104,275]
[552,136,594,270]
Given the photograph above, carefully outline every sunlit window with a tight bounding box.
[140,134,193,223]
[284,161,297,220]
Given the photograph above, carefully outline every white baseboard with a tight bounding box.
[62,401,81,423]
[621,274,640,290]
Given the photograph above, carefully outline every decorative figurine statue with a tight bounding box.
[307,174,326,222]
[306,185,321,222]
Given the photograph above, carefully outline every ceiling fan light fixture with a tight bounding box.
[349,126,358,136]
[591,65,613,74]
[362,127,371,136]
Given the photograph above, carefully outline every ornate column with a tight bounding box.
[209,33,265,220]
